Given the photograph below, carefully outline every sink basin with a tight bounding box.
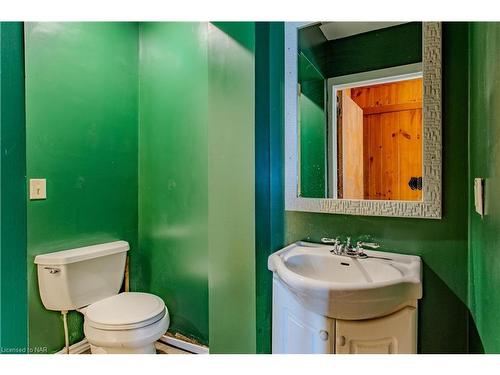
[268,241,422,320]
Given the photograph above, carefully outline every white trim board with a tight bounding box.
[56,338,90,354]
[159,335,209,354]
[319,22,408,41]
[55,336,209,355]
[327,63,422,88]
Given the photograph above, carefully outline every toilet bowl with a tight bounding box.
[82,292,170,354]
[34,241,169,354]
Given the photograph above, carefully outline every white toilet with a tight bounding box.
[34,241,169,354]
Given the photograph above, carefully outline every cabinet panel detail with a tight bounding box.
[335,306,417,354]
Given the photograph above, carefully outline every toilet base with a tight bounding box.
[84,308,170,355]
[90,343,156,354]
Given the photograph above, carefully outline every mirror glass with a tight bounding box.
[298,22,423,201]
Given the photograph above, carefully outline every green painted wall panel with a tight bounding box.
[298,53,324,83]
[255,22,272,354]
[136,22,209,345]
[299,93,325,198]
[298,50,326,198]
[0,22,28,353]
[25,22,139,353]
[282,23,470,353]
[255,22,285,354]
[208,22,256,353]
[324,22,422,78]
[469,22,500,353]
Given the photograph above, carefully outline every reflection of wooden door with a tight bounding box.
[340,91,364,199]
[351,78,423,201]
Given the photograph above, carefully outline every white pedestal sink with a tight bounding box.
[268,241,423,354]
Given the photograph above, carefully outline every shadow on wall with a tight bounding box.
[468,312,485,354]
[211,22,254,52]
[419,266,479,353]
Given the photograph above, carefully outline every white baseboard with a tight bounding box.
[56,335,208,355]
[56,338,90,354]
[159,335,209,354]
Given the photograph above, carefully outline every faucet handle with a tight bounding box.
[321,237,339,244]
[356,241,380,250]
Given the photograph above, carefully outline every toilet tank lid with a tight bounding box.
[34,241,129,265]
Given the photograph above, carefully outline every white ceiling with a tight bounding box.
[319,22,408,41]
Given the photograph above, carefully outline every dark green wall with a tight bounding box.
[298,24,327,77]
[0,22,28,353]
[299,91,326,198]
[469,22,500,353]
[298,22,421,79]
[25,22,139,353]
[298,52,326,198]
[255,22,285,354]
[136,22,209,345]
[324,22,422,78]
[281,23,470,353]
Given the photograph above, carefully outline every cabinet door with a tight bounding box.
[272,277,334,354]
[335,306,417,354]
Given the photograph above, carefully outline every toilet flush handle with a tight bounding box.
[44,267,60,274]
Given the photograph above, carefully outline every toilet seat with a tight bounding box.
[84,310,170,353]
[85,292,166,331]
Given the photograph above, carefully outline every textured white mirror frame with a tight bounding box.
[285,22,442,219]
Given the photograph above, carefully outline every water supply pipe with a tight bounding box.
[61,310,69,354]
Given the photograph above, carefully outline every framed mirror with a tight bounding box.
[285,22,442,218]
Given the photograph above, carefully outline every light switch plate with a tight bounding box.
[474,178,484,217]
[30,178,46,200]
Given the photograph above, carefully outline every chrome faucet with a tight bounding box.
[321,237,380,259]
[321,237,342,255]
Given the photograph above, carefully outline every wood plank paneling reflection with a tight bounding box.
[351,78,422,200]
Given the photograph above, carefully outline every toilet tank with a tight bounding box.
[34,241,129,311]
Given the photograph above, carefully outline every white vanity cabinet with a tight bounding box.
[272,277,418,354]
[268,242,422,354]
